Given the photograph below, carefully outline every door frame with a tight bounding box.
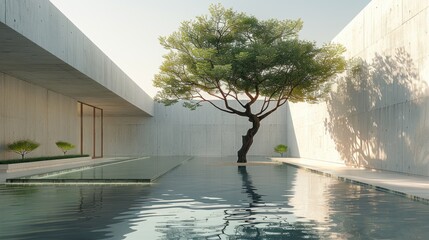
[78,102,103,158]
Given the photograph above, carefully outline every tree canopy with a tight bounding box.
[154,4,346,162]
[56,141,75,155]
[8,140,40,159]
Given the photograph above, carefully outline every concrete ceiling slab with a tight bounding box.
[0,1,154,117]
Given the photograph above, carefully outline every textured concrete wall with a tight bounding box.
[0,1,4,23]
[0,72,79,160]
[287,0,429,176]
[285,102,342,164]
[0,0,153,116]
[104,102,287,157]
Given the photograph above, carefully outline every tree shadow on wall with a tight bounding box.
[325,48,429,174]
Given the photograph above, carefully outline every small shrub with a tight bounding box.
[55,141,75,155]
[274,144,288,157]
[8,140,40,159]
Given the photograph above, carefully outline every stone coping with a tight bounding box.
[5,156,192,185]
[272,157,429,204]
[6,178,151,184]
[0,156,92,173]
[211,161,282,166]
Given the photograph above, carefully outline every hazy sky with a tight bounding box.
[49,0,370,97]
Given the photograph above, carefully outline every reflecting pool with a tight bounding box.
[0,157,428,239]
[10,156,191,183]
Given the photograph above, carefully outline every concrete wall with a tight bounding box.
[286,0,429,176]
[0,71,79,160]
[0,0,287,159]
[104,102,287,157]
[0,0,155,158]
[0,0,153,116]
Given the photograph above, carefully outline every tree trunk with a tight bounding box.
[237,115,260,163]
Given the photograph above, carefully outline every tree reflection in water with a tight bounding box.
[149,164,319,239]
[219,166,318,239]
[238,166,263,205]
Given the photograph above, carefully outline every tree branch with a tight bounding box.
[256,85,283,115]
[194,92,234,114]
[258,97,288,120]
[216,81,247,116]
[226,91,246,108]
[258,84,297,120]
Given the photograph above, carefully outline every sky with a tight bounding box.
[49,0,371,98]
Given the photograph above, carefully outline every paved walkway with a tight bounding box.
[272,157,429,203]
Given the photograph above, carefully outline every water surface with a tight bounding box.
[0,157,428,239]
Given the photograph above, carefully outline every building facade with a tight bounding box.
[0,0,286,160]
[4,0,429,176]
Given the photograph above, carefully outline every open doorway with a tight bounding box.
[79,102,103,158]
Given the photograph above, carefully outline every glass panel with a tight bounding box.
[81,104,94,156]
[76,103,81,154]
[94,108,102,158]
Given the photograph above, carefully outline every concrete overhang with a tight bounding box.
[0,0,154,117]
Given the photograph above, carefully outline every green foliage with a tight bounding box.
[7,140,40,159]
[0,154,90,165]
[55,141,75,155]
[154,4,346,114]
[274,144,288,157]
[153,4,346,162]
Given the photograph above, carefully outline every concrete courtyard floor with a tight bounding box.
[272,157,429,203]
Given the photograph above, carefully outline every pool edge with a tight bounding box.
[274,158,429,205]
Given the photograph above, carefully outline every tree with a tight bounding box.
[154,4,346,163]
[7,140,40,159]
[55,141,75,155]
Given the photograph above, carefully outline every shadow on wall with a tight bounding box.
[285,103,300,158]
[325,48,429,175]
